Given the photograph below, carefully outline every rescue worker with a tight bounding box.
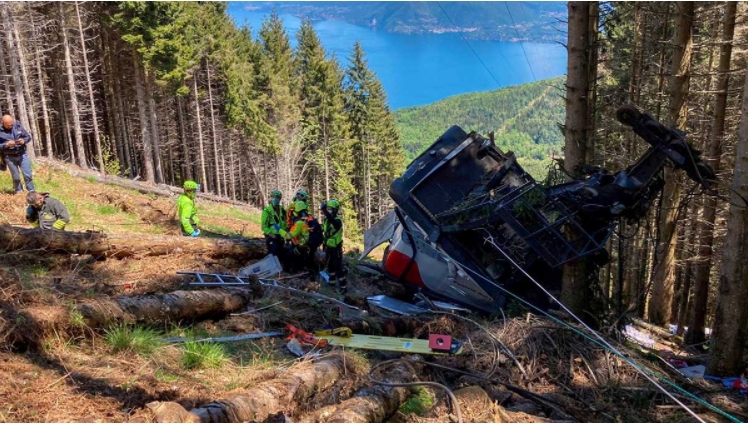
[25,191,69,230]
[178,180,201,237]
[278,200,322,277]
[0,114,34,193]
[286,188,309,228]
[321,199,347,291]
[261,189,287,258]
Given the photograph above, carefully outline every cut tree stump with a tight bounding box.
[11,288,257,346]
[302,359,421,423]
[0,225,266,259]
[149,354,350,423]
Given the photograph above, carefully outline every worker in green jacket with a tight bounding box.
[178,180,200,237]
[262,189,287,258]
[321,199,347,291]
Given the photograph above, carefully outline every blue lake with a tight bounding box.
[228,3,568,110]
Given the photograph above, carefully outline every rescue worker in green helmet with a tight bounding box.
[262,189,288,258]
[178,180,201,237]
[321,199,347,291]
[286,188,309,228]
[279,199,323,277]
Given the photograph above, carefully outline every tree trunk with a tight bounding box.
[146,72,164,183]
[58,2,87,168]
[28,3,52,158]
[176,95,191,180]
[303,360,420,423]
[151,354,349,423]
[11,288,257,348]
[74,1,103,172]
[686,1,736,346]
[11,11,39,158]
[561,2,592,317]
[2,3,34,160]
[706,66,748,377]
[0,225,266,260]
[193,74,208,191]
[648,1,693,326]
[132,51,155,182]
[0,40,15,118]
[206,62,222,196]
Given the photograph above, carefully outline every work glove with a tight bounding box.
[52,220,66,230]
[190,229,201,237]
[272,223,280,232]
[31,221,39,228]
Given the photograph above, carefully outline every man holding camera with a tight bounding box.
[0,114,34,193]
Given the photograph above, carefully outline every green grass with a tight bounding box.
[96,204,119,215]
[399,386,435,416]
[181,341,227,369]
[104,325,162,355]
[155,368,180,383]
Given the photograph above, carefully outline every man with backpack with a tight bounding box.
[321,199,347,292]
[277,200,322,279]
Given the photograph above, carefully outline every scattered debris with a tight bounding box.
[367,294,429,316]
[238,254,283,278]
[163,331,284,344]
[623,324,655,348]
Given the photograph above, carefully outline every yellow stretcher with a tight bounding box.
[314,328,463,355]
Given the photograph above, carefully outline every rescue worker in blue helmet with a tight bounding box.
[262,189,288,259]
[178,180,201,236]
[321,199,347,291]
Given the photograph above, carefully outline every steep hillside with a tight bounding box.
[395,77,564,178]
[0,163,262,238]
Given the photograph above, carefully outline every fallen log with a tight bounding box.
[302,359,421,423]
[0,225,266,259]
[631,318,683,343]
[12,288,257,346]
[149,354,349,423]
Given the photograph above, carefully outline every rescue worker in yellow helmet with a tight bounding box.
[178,180,201,237]
[25,191,69,230]
[262,189,287,258]
[279,200,323,277]
[321,199,347,291]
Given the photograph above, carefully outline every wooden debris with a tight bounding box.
[181,353,349,422]
[302,359,422,423]
[0,225,266,259]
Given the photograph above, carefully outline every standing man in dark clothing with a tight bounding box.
[0,114,34,193]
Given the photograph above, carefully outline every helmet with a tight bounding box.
[294,189,308,201]
[292,200,308,215]
[270,189,282,198]
[183,180,199,191]
[327,199,340,209]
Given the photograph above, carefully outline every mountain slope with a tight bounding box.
[394,77,565,178]
[243,1,566,42]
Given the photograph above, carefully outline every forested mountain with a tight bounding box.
[395,77,564,177]
[243,1,567,42]
[0,2,403,237]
